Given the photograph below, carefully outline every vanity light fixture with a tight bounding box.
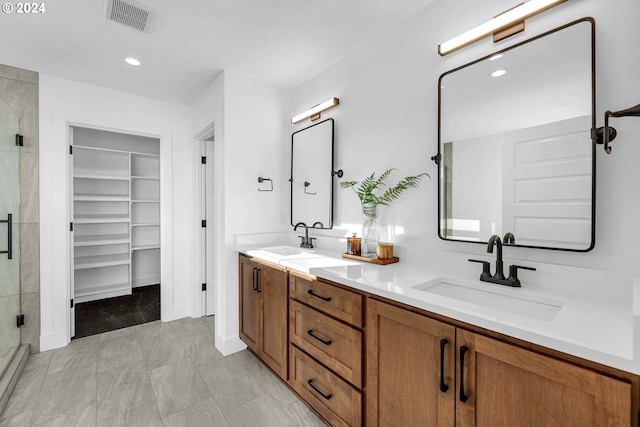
[595,103,640,154]
[438,0,566,56]
[291,97,340,124]
[125,57,141,66]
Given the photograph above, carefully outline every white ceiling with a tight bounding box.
[0,0,436,105]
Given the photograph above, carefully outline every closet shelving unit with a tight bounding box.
[130,153,161,287]
[71,127,160,304]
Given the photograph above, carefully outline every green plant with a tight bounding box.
[339,169,429,207]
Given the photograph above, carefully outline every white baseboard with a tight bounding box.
[172,304,192,320]
[39,332,61,352]
[216,334,247,356]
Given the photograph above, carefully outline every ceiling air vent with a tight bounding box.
[105,0,155,33]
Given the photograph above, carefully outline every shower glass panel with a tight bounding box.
[0,94,21,376]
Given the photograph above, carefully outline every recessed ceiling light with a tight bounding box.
[491,69,506,77]
[125,57,141,66]
[489,54,503,61]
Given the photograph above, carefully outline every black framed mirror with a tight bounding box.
[290,118,335,229]
[437,18,595,251]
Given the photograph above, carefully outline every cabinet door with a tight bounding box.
[239,256,260,352]
[259,263,288,379]
[456,329,632,427]
[366,299,455,427]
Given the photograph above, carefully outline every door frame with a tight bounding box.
[193,122,216,317]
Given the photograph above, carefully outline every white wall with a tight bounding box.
[290,0,640,278]
[191,70,290,355]
[39,75,194,351]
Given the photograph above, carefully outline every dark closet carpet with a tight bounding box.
[74,284,160,339]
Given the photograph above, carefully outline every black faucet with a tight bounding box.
[487,235,505,280]
[469,234,536,287]
[294,222,315,248]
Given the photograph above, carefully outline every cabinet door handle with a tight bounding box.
[459,346,469,403]
[440,338,449,393]
[252,267,258,291]
[307,289,332,302]
[307,329,332,346]
[256,268,262,293]
[307,379,332,400]
[0,214,12,259]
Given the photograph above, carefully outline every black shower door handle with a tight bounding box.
[0,214,12,259]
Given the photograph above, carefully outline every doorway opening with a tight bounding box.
[69,126,161,338]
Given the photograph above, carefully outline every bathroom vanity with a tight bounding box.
[238,248,639,427]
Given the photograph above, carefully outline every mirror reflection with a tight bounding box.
[438,19,594,251]
[291,118,334,229]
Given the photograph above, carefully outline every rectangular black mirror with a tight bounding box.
[291,118,335,229]
[438,18,595,251]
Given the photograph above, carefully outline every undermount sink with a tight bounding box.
[413,278,562,322]
[258,246,307,256]
[246,245,325,263]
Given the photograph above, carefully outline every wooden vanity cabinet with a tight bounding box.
[239,255,288,380]
[456,328,632,427]
[367,298,634,427]
[366,298,456,427]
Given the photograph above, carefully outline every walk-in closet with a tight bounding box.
[70,126,161,337]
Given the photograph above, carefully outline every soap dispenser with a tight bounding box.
[347,232,361,256]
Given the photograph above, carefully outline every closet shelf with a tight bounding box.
[131,223,160,227]
[74,145,159,157]
[75,214,130,224]
[74,253,130,269]
[74,194,129,202]
[74,173,130,181]
[132,245,160,251]
[131,176,160,181]
[131,199,159,203]
[74,282,130,298]
[75,233,130,247]
[133,274,160,288]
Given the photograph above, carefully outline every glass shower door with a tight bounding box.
[0,95,21,375]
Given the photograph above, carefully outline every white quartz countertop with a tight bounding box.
[237,243,640,376]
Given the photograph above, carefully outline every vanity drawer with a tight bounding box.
[289,273,364,328]
[290,346,362,427]
[290,300,363,388]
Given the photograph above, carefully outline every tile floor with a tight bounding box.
[0,316,326,426]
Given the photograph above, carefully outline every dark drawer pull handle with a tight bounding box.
[440,338,449,393]
[307,289,332,302]
[459,346,469,403]
[307,329,332,346]
[252,268,258,291]
[307,379,332,400]
[256,268,262,293]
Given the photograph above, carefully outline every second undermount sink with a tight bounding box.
[413,278,563,322]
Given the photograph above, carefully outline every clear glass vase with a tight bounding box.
[361,203,379,256]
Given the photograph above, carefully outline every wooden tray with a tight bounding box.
[342,253,399,265]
